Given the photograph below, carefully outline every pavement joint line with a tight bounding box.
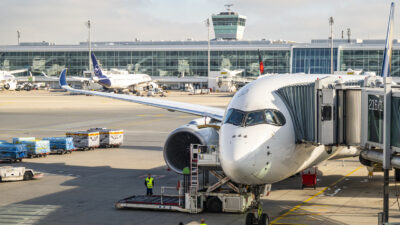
[273,223,308,225]
[270,165,363,224]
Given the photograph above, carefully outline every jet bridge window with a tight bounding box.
[321,106,332,121]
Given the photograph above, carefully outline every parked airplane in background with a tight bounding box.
[42,53,158,93]
[58,3,394,225]
[0,69,27,90]
[91,53,158,93]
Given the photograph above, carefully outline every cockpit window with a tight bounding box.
[224,108,245,126]
[245,111,265,126]
[265,110,286,126]
[224,108,286,127]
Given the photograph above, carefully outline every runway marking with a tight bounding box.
[270,166,363,224]
[0,204,60,225]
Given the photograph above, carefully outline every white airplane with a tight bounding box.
[58,3,395,224]
[0,69,27,90]
[42,53,158,92]
[90,53,158,92]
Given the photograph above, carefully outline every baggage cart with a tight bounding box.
[43,137,75,154]
[87,128,124,148]
[66,131,100,150]
[0,144,27,162]
[12,137,35,144]
[301,167,317,189]
[19,140,50,158]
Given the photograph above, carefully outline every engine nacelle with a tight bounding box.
[164,123,219,174]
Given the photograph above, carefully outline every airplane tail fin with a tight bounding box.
[381,2,395,77]
[91,53,108,79]
[59,68,68,88]
[258,49,264,76]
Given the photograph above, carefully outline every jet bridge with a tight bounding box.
[276,75,400,171]
[276,76,364,146]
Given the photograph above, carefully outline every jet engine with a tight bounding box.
[164,119,219,174]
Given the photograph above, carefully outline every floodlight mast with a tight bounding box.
[329,17,334,74]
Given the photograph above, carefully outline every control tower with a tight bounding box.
[211,4,246,40]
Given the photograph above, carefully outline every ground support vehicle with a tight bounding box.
[115,145,257,215]
[0,166,43,182]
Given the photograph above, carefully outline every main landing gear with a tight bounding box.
[245,186,269,225]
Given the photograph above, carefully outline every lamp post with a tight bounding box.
[86,20,92,76]
[329,17,334,74]
[17,30,20,45]
[205,18,211,77]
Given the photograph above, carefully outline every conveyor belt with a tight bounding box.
[118,195,181,206]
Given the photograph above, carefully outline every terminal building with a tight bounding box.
[0,8,400,79]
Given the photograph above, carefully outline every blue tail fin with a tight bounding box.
[381,2,395,77]
[59,68,68,87]
[91,53,107,79]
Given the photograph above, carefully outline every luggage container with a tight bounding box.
[0,144,27,162]
[87,128,124,148]
[66,131,100,150]
[12,137,35,144]
[43,137,75,154]
[19,140,50,158]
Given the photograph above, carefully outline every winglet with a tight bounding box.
[381,2,395,77]
[59,68,68,88]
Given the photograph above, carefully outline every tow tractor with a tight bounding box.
[116,144,271,224]
[0,166,43,182]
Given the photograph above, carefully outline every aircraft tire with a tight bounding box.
[245,213,255,225]
[4,83,10,90]
[259,213,269,225]
[206,197,222,212]
[395,168,400,182]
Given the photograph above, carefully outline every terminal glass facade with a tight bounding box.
[340,49,400,76]
[292,48,338,74]
[0,49,291,77]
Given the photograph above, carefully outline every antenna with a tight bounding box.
[224,4,234,13]
[347,28,351,43]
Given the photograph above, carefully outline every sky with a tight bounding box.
[0,0,396,45]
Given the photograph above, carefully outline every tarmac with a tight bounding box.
[0,90,400,225]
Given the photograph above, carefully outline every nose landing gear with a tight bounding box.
[245,186,269,225]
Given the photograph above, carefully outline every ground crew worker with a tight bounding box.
[200,218,206,225]
[145,173,154,196]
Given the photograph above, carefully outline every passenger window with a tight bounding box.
[245,111,265,126]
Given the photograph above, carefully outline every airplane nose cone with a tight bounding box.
[219,125,272,184]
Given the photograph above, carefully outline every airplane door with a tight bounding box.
[318,89,337,145]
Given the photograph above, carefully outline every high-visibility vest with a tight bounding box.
[200,223,207,225]
[145,177,154,188]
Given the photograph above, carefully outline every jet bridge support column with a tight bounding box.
[383,77,392,223]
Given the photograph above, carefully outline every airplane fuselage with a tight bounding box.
[97,74,152,89]
[219,74,366,185]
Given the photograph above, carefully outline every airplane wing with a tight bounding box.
[59,69,225,121]
[8,69,28,75]
[43,72,91,82]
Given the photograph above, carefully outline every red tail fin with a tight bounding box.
[258,49,264,75]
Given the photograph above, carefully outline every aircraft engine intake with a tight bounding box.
[163,125,219,174]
